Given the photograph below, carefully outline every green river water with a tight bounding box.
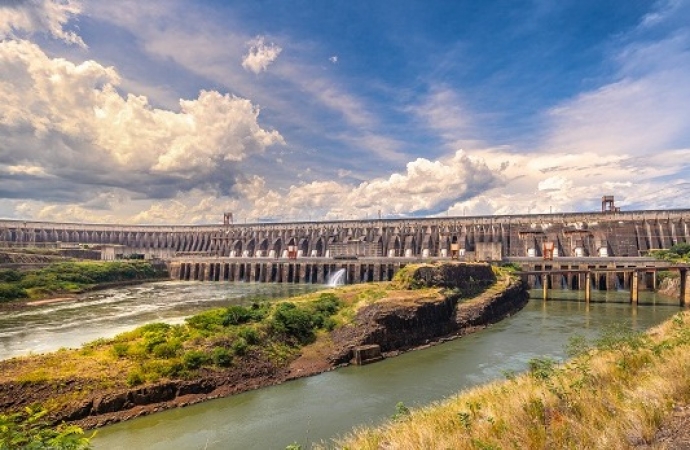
[88,288,682,449]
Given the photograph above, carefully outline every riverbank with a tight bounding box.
[0,278,174,312]
[0,261,169,310]
[333,308,690,449]
[0,263,528,430]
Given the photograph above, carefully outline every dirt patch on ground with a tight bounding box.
[637,404,690,450]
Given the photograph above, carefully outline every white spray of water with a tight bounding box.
[327,268,346,287]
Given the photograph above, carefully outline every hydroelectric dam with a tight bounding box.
[2,208,690,304]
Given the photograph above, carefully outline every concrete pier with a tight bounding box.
[168,258,412,285]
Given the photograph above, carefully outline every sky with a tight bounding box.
[0,0,689,225]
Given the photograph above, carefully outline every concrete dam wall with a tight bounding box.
[1,209,689,260]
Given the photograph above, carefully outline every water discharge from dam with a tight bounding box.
[91,288,682,450]
[326,268,347,287]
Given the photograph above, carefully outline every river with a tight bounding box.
[85,287,682,450]
[0,282,322,360]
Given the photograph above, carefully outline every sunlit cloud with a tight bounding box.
[0,0,85,47]
[0,39,283,204]
[242,35,282,74]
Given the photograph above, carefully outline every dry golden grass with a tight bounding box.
[0,345,133,384]
[332,311,690,450]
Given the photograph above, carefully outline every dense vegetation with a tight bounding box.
[334,311,690,449]
[0,265,455,415]
[0,261,167,302]
[112,293,343,386]
[652,242,690,262]
[0,407,92,449]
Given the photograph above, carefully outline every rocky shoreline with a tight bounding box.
[0,265,529,430]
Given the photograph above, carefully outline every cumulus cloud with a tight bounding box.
[224,149,501,221]
[0,39,284,203]
[0,0,85,47]
[241,35,282,74]
[329,55,337,63]
[443,146,690,216]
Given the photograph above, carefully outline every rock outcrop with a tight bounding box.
[330,264,529,364]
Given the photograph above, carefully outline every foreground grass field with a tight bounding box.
[332,310,690,449]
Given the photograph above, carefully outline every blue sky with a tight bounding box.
[0,0,689,224]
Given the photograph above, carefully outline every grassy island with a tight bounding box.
[0,263,525,434]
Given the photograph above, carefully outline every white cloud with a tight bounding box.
[223,149,501,221]
[87,3,407,166]
[0,39,284,201]
[0,0,85,47]
[411,85,477,149]
[542,8,690,157]
[329,55,337,63]
[242,35,282,74]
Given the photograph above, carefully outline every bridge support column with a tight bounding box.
[680,269,689,308]
[630,272,639,305]
[585,273,591,303]
[542,274,548,301]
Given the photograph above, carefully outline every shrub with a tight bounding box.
[0,406,93,449]
[669,242,690,257]
[0,284,28,301]
[248,302,270,321]
[270,303,316,344]
[232,337,248,356]
[212,347,233,367]
[126,369,145,387]
[142,359,184,379]
[322,317,338,331]
[112,343,130,358]
[314,293,341,314]
[186,309,225,332]
[527,357,557,381]
[657,270,679,287]
[0,269,22,283]
[151,340,182,359]
[183,350,211,370]
[238,326,260,345]
[222,305,253,326]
